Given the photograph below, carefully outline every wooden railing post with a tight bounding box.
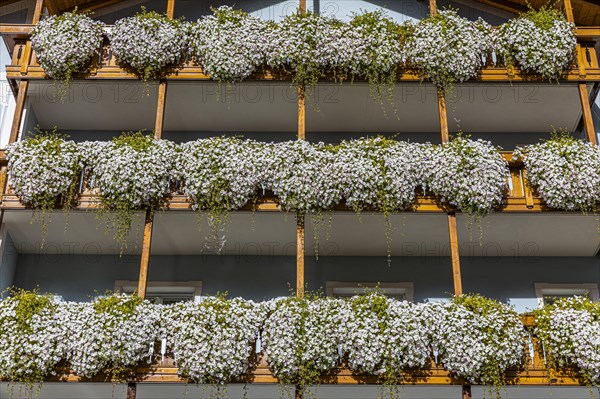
[437,88,464,297]
[8,80,28,144]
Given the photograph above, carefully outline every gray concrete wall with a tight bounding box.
[0,232,18,297]
[12,254,600,312]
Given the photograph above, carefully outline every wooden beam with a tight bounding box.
[296,216,305,298]
[429,0,437,15]
[579,83,597,144]
[437,89,449,143]
[137,209,153,299]
[154,81,167,139]
[299,0,306,12]
[298,86,305,140]
[473,0,526,15]
[31,0,43,24]
[561,0,575,24]
[166,0,175,19]
[8,80,28,144]
[447,213,463,296]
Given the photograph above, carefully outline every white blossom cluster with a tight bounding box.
[535,297,600,384]
[425,137,509,216]
[425,297,524,385]
[333,137,425,213]
[0,292,529,387]
[6,134,81,209]
[161,297,267,384]
[409,10,491,88]
[176,137,265,212]
[64,294,161,378]
[0,294,67,383]
[345,294,430,376]
[80,135,177,212]
[189,6,268,83]
[31,12,104,82]
[264,140,341,213]
[109,10,187,81]
[265,12,346,87]
[514,135,600,211]
[495,8,576,80]
[262,297,349,385]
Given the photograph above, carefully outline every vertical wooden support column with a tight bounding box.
[166,0,175,19]
[8,80,29,144]
[437,89,463,297]
[429,0,437,15]
[560,0,597,145]
[19,0,44,76]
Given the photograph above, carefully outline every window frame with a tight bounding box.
[534,283,599,308]
[114,280,203,303]
[325,281,414,301]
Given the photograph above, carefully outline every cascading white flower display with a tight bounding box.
[535,297,600,385]
[65,294,161,379]
[425,136,509,217]
[262,297,350,391]
[109,10,187,81]
[161,297,267,384]
[496,7,576,80]
[6,133,81,210]
[345,294,430,379]
[425,296,524,386]
[31,11,104,83]
[343,11,411,102]
[264,140,341,213]
[80,132,177,247]
[409,10,491,89]
[0,291,67,384]
[176,137,265,213]
[514,134,600,212]
[189,6,267,83]
[265,12,346,88]
[333,137,426,213]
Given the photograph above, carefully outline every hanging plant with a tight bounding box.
[425,135,508,219]
[346,294,430,391]
[31,10,104,92]
[109,8,187,82]
[514,131,600,212]
[65,294,161,379]
[344,11,412,105]
[189,6,268,83]
[6,130,82,245]
[265,11,346,92]
[262,296,350,397]
[495,6,576,80]
[534,296,600,385]
[0,289,67,390]
[333,137,427,261]
[409,9,491,90]
[161,296,267,384]
[426,295,524,396]
[80,132,177,251]
[176,137,265,246]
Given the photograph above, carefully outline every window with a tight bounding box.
[325,281,414,301]
[535,283,599,307]
[114,280,202,304]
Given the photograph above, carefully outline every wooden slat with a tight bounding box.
[578,82,597,144]
[296,217,304,298]
[154,81,167,139]
[447,213,463,296]
[136,209,153,299]
[562,0,576,24]
[31,0,44,24]
[297,86,305,140]
[437,89,449,143]
[166,0,175,19]
[8,80,28,144]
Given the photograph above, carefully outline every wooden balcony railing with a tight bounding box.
[0,152,552,212]
[1,27,599,82]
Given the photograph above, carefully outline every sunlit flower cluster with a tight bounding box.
[161,297,267,384]
[495,7,576,80]
[409,10,491,89]
[189,6,268,83]
[31,11,104,83]
[425,136,509,216]
[535,296,600,385]
[109,10,187,81]
[514,134,600,211]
